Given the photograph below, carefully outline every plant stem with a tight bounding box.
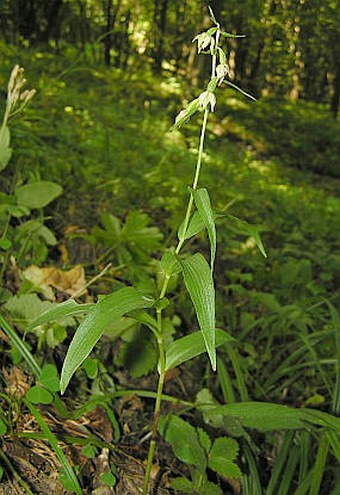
[175,107,210,255]
[143,23,219,495]
[143,309,166,495]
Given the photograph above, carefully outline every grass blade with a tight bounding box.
[0,313,41,377]
[25,399,82,495]
[267,431,295,495]
[309,434,329,495]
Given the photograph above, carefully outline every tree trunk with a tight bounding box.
[38,0,64,43]
[104,0,113,66]
[331,65,340,119]
[153,0,169,74]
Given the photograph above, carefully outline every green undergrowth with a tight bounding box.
[1,40,340,493]
[1,40,340,405]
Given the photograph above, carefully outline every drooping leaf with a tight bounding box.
[28,299,94,330]
[193,188,216,272]
[224,80,256,101]
[60,287,154,393]
[205,402,340,431]
[159,415,207,473]
[15,181,63,209]
[182,253,216,370]
[165,329,234,371]
[223,214,267,257]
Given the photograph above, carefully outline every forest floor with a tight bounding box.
[1,46,340,494]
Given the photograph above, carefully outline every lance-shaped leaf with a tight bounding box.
[205,402,340,431]
[223,214,267,257]
[60,287,154,393]
[192,188,216,272]
[178,211,205,241]
[171,98,200,131]
[165,329,234,371]
[28,299,94,330]
[182,253,216,370]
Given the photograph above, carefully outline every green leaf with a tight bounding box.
[15,181,63,209]
[200,480,223,495]
[60,287,154,393]
[182,253,216,370]
[171,477,193,493]
[171,98,200,131]
[160,249,182,277]
[0,124,12,171]
[165,329,234,371]
[198,427,212,453]
[28,299,94,330]
[0,418,7,435]
[81,444,97,459]
[0,238,11,250]
[116,327,157,378]
[5,294,53,325]
[224,80,257,101]
[224,215,266,257]
[159,415,207,473]
[193,188,216,272]
[208,437,241,479]
[100,471,117,487]
[178,211,205,241]
[83,358,99,379]
[26,385,53,405]
[205,402,340,431]
[59,467,79,492]
[40,364,60,392]
[16,220,57,245]
[326,430,340,462]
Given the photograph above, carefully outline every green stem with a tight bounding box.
[143,309,166,495]
[143,24,219,495]
[175,107,209,256]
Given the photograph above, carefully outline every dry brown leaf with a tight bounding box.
[22,265,86,300]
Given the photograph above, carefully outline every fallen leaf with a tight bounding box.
[23,265,86,300]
